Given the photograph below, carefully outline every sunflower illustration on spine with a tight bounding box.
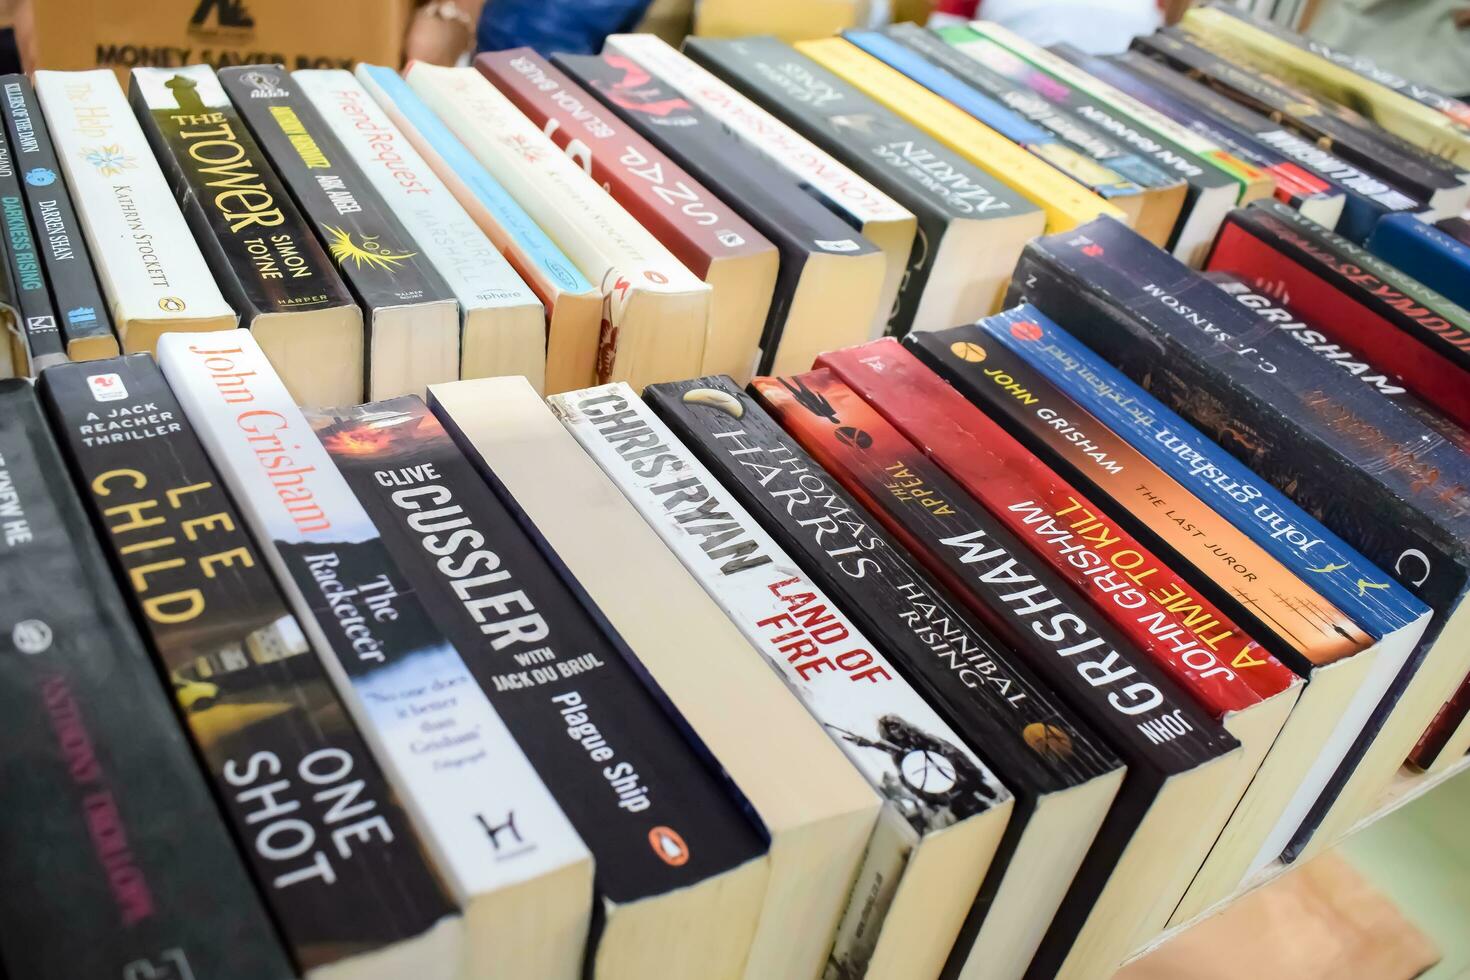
[323,226,417,271]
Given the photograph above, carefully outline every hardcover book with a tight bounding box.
[473,48,776,383]
[155,329,589,980]
[601,32,916,342]
[823,337,1310,921]
[353,64,597,395]
[884,23,1185,247]
[0,120,64,373]
[0,378,293,980]
[1131,30,1467,217]
[405,62,711,392]
[557,381,1012,980]
[1007,217,1470,867]
[753,368,1242,980]
[793,37,1125,234]
[312,395,769,980]
[130,65,363,407]
[40,354,450,978]
[1183,4,1470,166]
[33,69,236,352]
[217,65,459,401]
[1105,49,1414,243]
[427,375,881,980]
[931,24,1225,265]
[680,34,1042,332]
[1367,213,1470,312]
[549,50,884,377]
[0,73,117,360]
[295,68,547,391]
[646,374,1124,980]
[1206,199,1470,431]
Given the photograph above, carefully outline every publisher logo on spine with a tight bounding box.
[88,372,128,402]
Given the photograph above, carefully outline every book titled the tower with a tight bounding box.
[755,369,1242,980]
[0,378,293,980]
[680,35,1041,333]
[403,62,710,392]
[557,382,1012,980]
[646,374,1124,980]
[0,73,117,359]
[0,118,64,374]
[34,69,236,352]
[130,65,363,407]
[40,354,453,978]
[474,48,775,384]
[312,395,769,980]
[217,65,458,401]
[156,330,592,980]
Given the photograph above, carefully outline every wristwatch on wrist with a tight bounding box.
[420,0,475,34]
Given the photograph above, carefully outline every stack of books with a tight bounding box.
[3,6,1470,979]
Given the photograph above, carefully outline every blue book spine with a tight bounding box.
[1368,214,1470,312]
[841,31,1054,147]
[976,302,1428,638]
[358,64,592,296]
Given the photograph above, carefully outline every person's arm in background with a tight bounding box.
[405,0,486,65]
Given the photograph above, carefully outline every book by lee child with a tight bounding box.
[755,369,1242,980]
[550,50,884,376]
[0,120,64,373]
[295,68,547,391]
[354,64,594,395]
[40,354,450,978]
[130,65,363,407]
[601,32,917,342]
[1207,199,1470,431]
[647,374,1124,980]
[156,330,591,980]
[680,34,1042,332]
[0,378,292,980]
[1008,217,1467,868]
[558,382,1012,980]
[218,65,459,401]
[0,73,117,360]
[312,395,769,980]
[34,69,236,352]
[473,48,775,384]
[428,375,881,980]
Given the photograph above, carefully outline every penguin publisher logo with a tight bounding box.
[649,826,689,866]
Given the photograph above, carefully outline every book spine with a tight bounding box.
[1437,216,1470,248]
[1367,214,1470,312]
[39,354,449,965]
[217,66,453,314]
[33,69,236,336]
[818,340,1290,712]
[0,122,64,371]
[0,74,116,357]
[0,379,294,980]
[312,394,764,905]
[154,328,571,910]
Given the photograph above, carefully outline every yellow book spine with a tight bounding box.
[1181,8,1470,168]
[794,37,1125,233]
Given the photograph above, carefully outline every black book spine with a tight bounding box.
[39,354,449,970]
[312,395,766,907]
[129,66,355,326]
[0,378,294,980]
[0,74,116,358]
[217,66,454,315]
[0,122,63,372]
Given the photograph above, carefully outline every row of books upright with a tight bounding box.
[4,5,1470,980]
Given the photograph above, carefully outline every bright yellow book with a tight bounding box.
[795,37,1126,233]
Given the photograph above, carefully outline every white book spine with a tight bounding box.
[156,329,589,904]
[33,69,235,329]
[603,33,912,225]
[295,69,541,317]
[552,383,1009,978]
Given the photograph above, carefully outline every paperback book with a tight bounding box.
[0,119,64,373]
[1366,213,1470,312]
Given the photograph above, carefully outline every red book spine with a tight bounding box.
[1208,220,1470,431]
[475,48,771,279]
[1409,672,1470,769]
[818,340,1293,718]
